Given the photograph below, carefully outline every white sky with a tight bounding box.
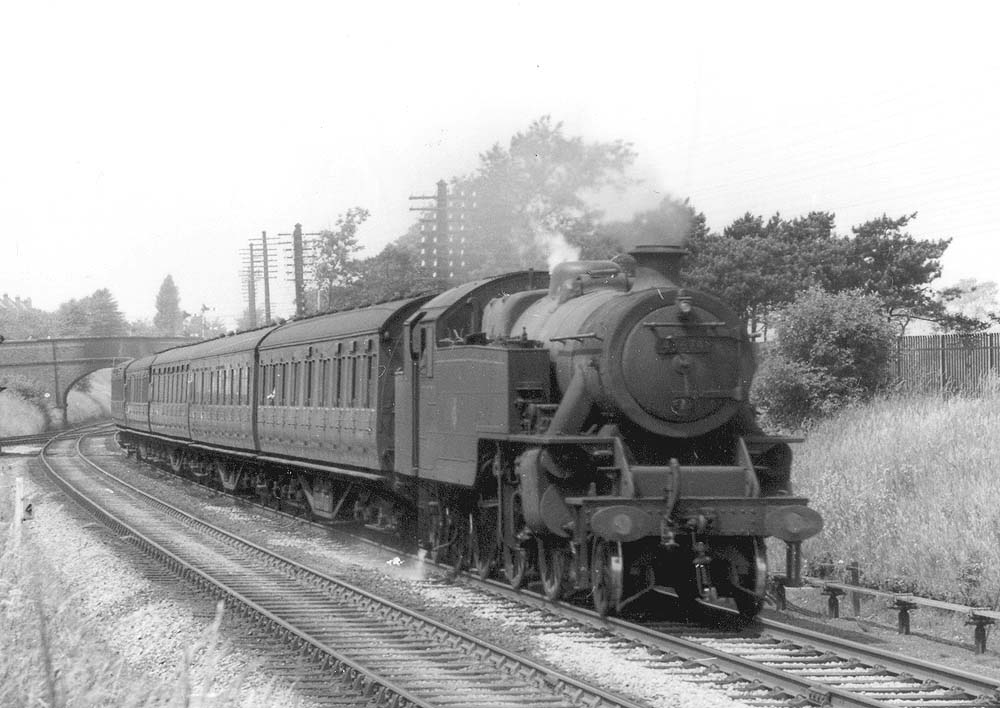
[2,2,997,327]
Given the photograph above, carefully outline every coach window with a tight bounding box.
[365,351,374,407]
[335,353,343,407]
[319,359,329,407]
[350,354,358,407]
[277,363,286,405]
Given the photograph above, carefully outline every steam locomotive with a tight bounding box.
[111,245,821,618]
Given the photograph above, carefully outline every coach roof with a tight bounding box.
[259,297,429,350]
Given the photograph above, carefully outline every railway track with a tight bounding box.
[38,429,654,708]
[1,422,108,450]
[41,429,1000,708]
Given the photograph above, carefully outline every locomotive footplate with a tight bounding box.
[563,495,821,544]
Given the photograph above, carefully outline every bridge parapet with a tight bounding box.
[0,336,195,426]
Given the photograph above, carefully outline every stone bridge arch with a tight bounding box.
[0,336,193,426]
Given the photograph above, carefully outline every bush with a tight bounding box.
[752,288,895,428]
[752,353,855,430]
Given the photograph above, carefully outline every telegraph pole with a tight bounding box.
[241,232,277,325]
[409,179,476,281]
[261,231,272,323]
[279,223,321,318]
[244,243,258,328]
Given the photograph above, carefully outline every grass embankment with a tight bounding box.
[0,530,231,706]
[0,463,303,707]
[793,389,1000,605]
[0,369,112,436]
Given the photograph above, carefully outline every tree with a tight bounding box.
[85,289,127,336]
[936,279,1000,330]
[835,213,951,330]
[682,210,970,335]
[593,195,709,260]
[154,275,184,335]
[313,207,369,311]
[684,212,801,335]
[430,116,636,277]
[53,290,127,337]
[55,298,91,336]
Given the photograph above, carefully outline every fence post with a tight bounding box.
[939,335,946,393]
[849,560,862,616]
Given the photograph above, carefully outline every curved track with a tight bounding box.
[39,429,653,708]
[43,429,1000,708]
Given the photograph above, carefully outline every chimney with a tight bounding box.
[628,244,687,290]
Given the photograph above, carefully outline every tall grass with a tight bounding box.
[793,382,1000,605]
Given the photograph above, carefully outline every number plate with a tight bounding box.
[657,337,714,355]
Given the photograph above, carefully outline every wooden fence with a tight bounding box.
[895,333,1000,393]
